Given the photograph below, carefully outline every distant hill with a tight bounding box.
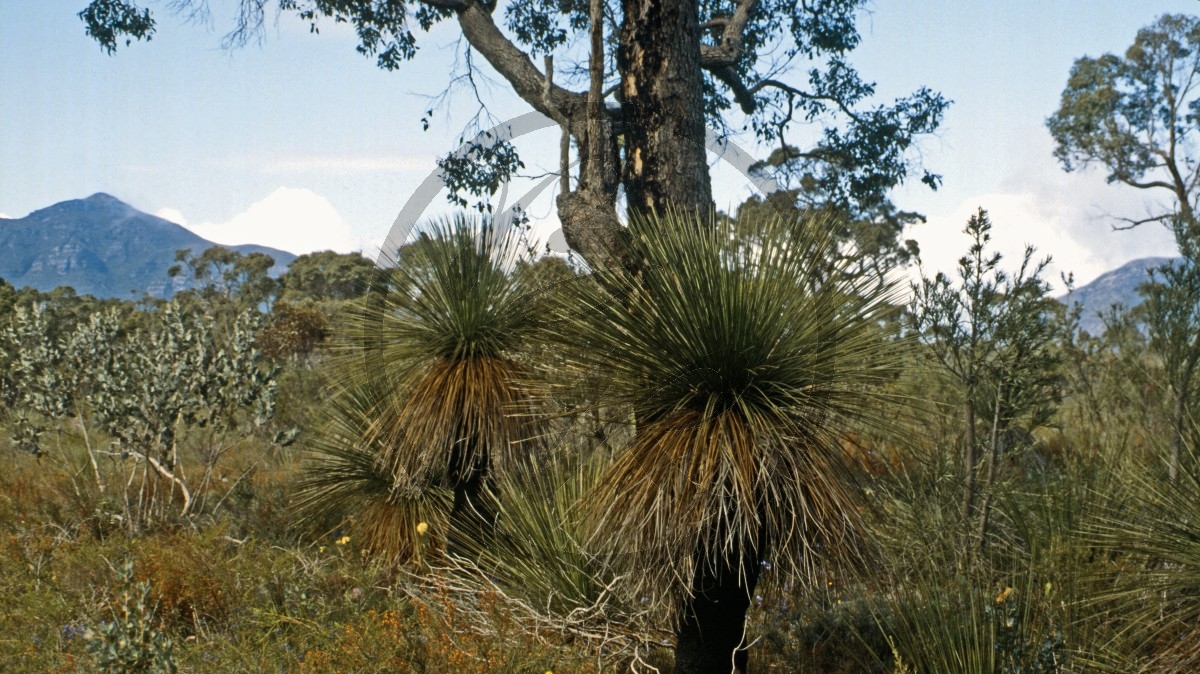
[0,193,295,299]
[1062,256,1175,336]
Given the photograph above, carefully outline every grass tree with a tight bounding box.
[547,209,900,674]
[426,451,670,667]
[300,214,543,562]
[295,377,452,562]
[1087,455,1200,670]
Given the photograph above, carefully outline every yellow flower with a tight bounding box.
[416,521,429,535]
[336,535,351,546]
[995,587,1013,603]
[318,546,325,554]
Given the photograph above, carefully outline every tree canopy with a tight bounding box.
[81,0,946,270]
[278,250,380,304]
[1048,13,1200,234]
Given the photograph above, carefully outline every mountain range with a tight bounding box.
[1062,256,1174,336]
[0,193,295,299]
[0,194,1179,329]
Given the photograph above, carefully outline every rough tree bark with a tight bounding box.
[454,0,718,269]
[619,0,713,215]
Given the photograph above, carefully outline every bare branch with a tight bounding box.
[751,78,867,125]
[1119,176,1181,192]
[105,449,193,517]
[404,558,671,669]
[451,2,586,121]
[1111,212,1175,231]
[544,55,571,194]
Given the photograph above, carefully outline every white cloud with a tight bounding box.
[177,188,360,255]
[911,194,1105,292]
[908,128,1179,290]
[155,207,188,226]
[259,154,435,174]
[0,212,10,219]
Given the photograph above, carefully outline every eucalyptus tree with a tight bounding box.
[1048,13,1200,236]
[298,215,544,562]
[547,209,899,674]
[169,247,279,309]
[277,250,382,304]
[1049,13,1200,479]
[81,0,945,269]
[87,303,280,528]
[0,304,107,466]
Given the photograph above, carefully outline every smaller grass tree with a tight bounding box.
[547,209,901,674]
[299,214,543,562]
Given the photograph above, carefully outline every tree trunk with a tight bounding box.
[452,0,715,264]
[675,552,761,674]
[960,395,978,552]
[556,12,624,271]
[1171,387,1185,481]
[619,0,713,215]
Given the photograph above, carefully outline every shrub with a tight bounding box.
[83,561,177,674]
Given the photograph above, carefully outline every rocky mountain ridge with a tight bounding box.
[1063,257,1175,336]
[0,193,295,299]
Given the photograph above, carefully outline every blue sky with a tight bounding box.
[2,1,1197,285]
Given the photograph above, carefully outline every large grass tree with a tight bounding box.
[547,209,901,673]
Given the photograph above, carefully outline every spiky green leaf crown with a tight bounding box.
[308,214,544,564]
[547,208,902,603]
[371,214,536,364]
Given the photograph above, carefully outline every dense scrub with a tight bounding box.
[2,226,1199,674]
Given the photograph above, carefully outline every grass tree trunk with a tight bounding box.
[446,436,494,555]
[675,548,762,674]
